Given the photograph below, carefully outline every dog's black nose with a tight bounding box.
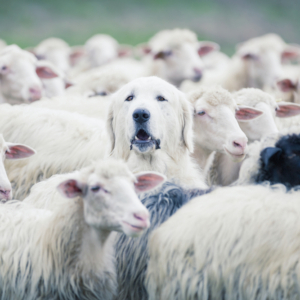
[133,109,150,123]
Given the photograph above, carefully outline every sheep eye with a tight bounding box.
[125,95,134,101]
[89,91,107,98]
[157,95,167,101]
[197,111,206,116]
[91,186,101,192]
[1,66,7,71]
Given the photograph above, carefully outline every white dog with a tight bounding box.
[107,76,206,188]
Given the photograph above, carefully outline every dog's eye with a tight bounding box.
[197,111,206,116]
[125,95,134,101]
[157,96,167,101]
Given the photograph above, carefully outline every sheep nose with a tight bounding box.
[133,211,149,228]
[193,68,202,82]
[133,109,150,124]
[29,86,42,101]
[0,189,11,201]
[233,138,247,151]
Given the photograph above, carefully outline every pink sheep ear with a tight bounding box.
[277,79,297,92]
[57,179,86,198]
[198,42,219,56]
[134,172,166,193]
[282,45,300,61]
[236,106,263,122]
[276,102,300,118]
[36,65,58,79]
[69,47,85,66]
[5,143,36,160]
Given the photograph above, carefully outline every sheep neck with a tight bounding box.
[192,143,213,169]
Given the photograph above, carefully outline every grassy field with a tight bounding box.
[0,0,300,55]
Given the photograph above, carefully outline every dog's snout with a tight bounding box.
[133,109,150,124]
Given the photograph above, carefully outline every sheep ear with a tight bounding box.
[69,46,85,66]
[198,41,219,56]
[277,79,297,92]
[180,93,194,152]
[276,102,300,118]
[106,102,115,154]
[260,147,282,167]
[118,44,133,57]
[236,106,263,122]
[282,44,300,61]
[134,172,166,193]
[5,143,36,160]
[36,64,59,79]
[57,179,87,198]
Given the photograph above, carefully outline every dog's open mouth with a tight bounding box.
[131,129,160,152]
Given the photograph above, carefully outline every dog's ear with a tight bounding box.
[179,92,194,153]
[106,101,115,154]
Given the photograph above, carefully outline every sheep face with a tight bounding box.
[58,162,166,237]
[0,134,35,201]
[277,78,300,104]
[107,76,193,158]
[256,134,300,188]
[0,45,58,103]
[152,42,204,87]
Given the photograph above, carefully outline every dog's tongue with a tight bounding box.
[137,129,150,141]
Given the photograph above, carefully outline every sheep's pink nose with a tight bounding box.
[133,212,149,229]
[0,189,11,201]
[29,86,42,101]
[233,138,247,151]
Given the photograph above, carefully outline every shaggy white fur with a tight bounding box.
[0,159,153,300]
[146,184,300,300]
[107,76,207,188]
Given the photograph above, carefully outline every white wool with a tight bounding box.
[0,104,109,199]
[31,66,131,120]
[0,159,147,299]
[181,33,290,92]
[146,184,300,300]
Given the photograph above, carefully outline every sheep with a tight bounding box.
[69,34,132,78]
[115,181,211,300]
[0,45,62,104]
[0,104,110,200]
[31,66,131,120]
[142,29,219,87]
[187,86,263,170]
[181,33,300,92]
[31,37,71,73]
[107,76,207,189]
[146,184,300,300]
[237,126,300,188]
[206,88,300,186]
[0,134,35,201]
[0,159,165,300]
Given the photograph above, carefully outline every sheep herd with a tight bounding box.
[0,28,300,299]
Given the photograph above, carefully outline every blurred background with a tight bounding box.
[0,0,299,55]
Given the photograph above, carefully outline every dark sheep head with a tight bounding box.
[256,134,300,188]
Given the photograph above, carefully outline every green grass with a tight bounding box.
[0,0,300,56]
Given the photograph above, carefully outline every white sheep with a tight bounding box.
[206,88,300,186]
[0,104,109,199]
[142,29,218,87]
[0,45,63,104]
[146,184,300,300]
[0,159,165,299]
[187,86,263,169]
[32,37,71,73]
[181,33,300,92]
[31,66,131,120]
[69,34,132,78]
[0,134,35,201]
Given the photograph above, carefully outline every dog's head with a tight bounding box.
[106,76,193,160]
